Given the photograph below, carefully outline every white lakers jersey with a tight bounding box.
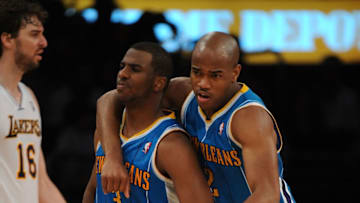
[0,82,42,203]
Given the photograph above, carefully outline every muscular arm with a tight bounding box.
[38,149,67,203]
[156,132,213,203]
[230,106,280,203]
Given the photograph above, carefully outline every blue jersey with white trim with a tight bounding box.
[181,84,295,203]
[95,112,183,203]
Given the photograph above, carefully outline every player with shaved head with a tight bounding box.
[96,32,295,202]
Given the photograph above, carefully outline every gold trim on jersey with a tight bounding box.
[180,89,195,124]
[120,110,176,143]
[198,83,249,129]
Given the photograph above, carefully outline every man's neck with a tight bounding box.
[203,82,242,119]
[122,98,164,138]
[0,57,24,101]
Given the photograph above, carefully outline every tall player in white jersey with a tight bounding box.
[0,0,66,202]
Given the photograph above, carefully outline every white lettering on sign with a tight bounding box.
[240,10,359,52]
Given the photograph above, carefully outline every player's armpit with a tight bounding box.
[230,106,280,203]
[156,132,213,203]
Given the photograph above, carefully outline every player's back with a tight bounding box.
[0,82,42,203]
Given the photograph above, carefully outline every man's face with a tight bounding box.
[14,16,47,72]
[190,47,237,116]
[116,48,155,103]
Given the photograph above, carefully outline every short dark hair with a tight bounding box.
[0,0,48,56]
[130,42,173,88]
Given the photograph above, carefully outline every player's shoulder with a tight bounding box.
[159,130,190,150]
[96,89,118,103]
[232,105,271,126]
[19,82,33,93]
[19,82,39,105]
[230,105,274,142]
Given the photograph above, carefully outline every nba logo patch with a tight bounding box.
[218,122,224,135]
[143,142,152,154]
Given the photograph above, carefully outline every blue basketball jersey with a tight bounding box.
[181,83,295,203]
[95,112,185,203]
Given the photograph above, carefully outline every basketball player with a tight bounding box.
[96,32,296,202]
[82,42,213,203]
[0,0,66,202]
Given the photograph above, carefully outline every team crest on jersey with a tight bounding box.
[143,142,152,154]
[218,122,224,135]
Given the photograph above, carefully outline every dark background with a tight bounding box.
[22,1,359,202]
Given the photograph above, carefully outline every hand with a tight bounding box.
[101,157,130,198]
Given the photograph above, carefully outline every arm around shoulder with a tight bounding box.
[156,131,213,203]
[162,77,192,111]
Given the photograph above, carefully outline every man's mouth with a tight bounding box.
[197,92,210,103]
[35,50,44,60]
[117,82,127,89]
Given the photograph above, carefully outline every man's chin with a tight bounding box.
[28,63,39,71]
[21,62,39,72]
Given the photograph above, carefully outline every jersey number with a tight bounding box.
[17,143,36,179]
[113,191,121,203]
[204,168,219,197]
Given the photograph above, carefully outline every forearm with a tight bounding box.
[38,150,66,203]
[39,177,67,203]
[82,163,97,203]
[244,189,279,203]
[96,90,123,160]
[96,91,130,196]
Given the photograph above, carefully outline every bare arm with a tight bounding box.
[162,77,192,112]
[82,160,97,203]
[230,106,280,203]
[156,132,213,203]
[25,86,66,202]
[82,129,100,203]
[95,91,130,197]
[39,149,67,203]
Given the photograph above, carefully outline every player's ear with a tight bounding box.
[1,32,14,49]
[232,64,241,82]
[154,76,167,92]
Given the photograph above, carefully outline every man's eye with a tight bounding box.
[211,73,221,78]
[131,66,140,72]
[192,69,200,74]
